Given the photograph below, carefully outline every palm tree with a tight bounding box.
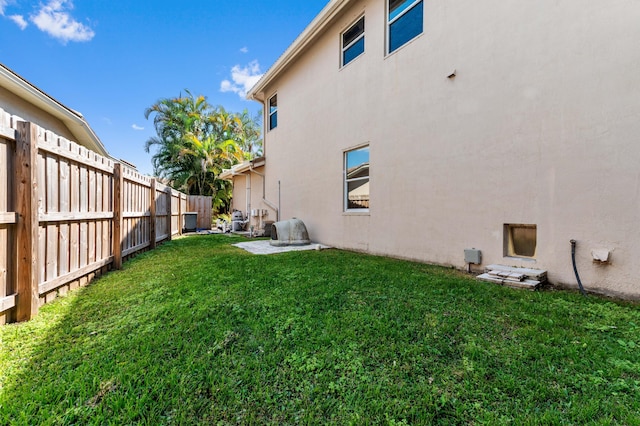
[178,133,244,196]
[144,91,253,213]
[236,109,263,159]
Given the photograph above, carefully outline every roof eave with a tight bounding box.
[0,63,110,157]
[219,156,267,180]
[248,0,354,103]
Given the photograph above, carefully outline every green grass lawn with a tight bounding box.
[1,235,639,425]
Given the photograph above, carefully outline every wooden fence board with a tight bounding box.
[69,159,79,272]
[0,213,17,224]
[39,257,113,295]
[0,227,9,320]
[88,165,96,265]
[112,163,123,269]
[0,138,10,211]
[59,138,70,277]
[0,134,12,324]
[0,293,16,314]
[0,226,8,314]
[40,212,114,221]
[102,172,111,258]
[95,168,103,262]
[37,137,114,174]
[70,219,79,272]
[0,108,12,137]
[188,195,212,230]
[150,180,157,249]
[171,190,180,236]
[0,112,14,322]
[45,150,58,282]
[79,161,88,269]
[15,122,39,321]
[37,225,45,287]
[36,147,46,286]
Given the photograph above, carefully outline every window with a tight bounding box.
[504,224,537,258]
[344,146,370,211]
[388,0,423,54]
[268,94,278,130]
[342,16,365,67]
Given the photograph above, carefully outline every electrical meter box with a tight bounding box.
[464,248,482,264]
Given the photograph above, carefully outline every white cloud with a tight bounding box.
[132,124,144,131]
[31,0,95,43]
[1,1,28,30]
[0,0,10,15]
[220,60,263,99]
[9,14,27,29]
[239,46,248,54]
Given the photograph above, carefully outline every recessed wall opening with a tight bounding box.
[504,224,537,259]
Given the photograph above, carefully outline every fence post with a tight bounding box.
[166,188,172,241]
[178,192,183,235]
[15,122,40,321]
[150,179,157,249]
[113,163,123,269]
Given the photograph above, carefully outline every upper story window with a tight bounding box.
[268,94,278,131]
[342,16,365,67]
[388,0,423,54]
[344,145,370,211]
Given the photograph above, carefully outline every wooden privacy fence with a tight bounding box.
[0,115,211,324]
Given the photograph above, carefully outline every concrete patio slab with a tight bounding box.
[232,240,331,255]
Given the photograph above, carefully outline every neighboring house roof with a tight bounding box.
[0,62,109,157]
[347,162,369,179]
[248,0,353,102]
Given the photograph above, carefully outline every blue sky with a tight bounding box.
[0,0,328,174]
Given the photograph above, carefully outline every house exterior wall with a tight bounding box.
[256,0,640,298]
[231,173,248,215]
[0,86,76,141]
[230,164,277,230]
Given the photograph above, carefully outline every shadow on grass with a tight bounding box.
[1,234,639,424]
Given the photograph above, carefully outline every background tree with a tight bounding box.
[144,91,260,213]
[237,109,263,159]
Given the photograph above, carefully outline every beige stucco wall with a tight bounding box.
[231,173,248,215]
[256,0,640,298]
[230,165,278,230]
[0,86,76,141]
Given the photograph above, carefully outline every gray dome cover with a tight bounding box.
[270,219,311,246]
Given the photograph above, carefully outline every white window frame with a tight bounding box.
[344,145,370,212]
[341,15,365,68]
[268,94,278,131]
[386,0,424,55]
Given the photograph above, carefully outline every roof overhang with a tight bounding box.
[219,156,266,180]
[0,63,109,157]
[247,0,354,103]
